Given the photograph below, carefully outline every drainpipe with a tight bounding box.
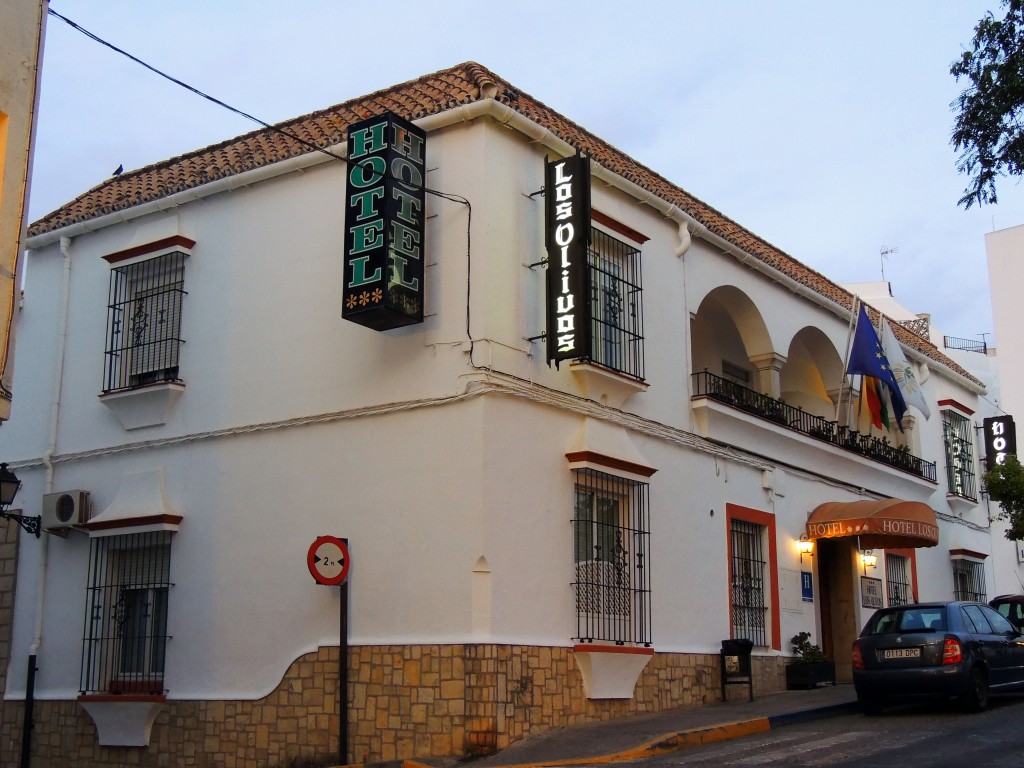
[21,235,72,768]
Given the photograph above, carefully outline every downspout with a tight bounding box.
[22,235,72,768]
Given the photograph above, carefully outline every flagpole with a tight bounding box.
[856,375,865,433]
[837,295,860,424]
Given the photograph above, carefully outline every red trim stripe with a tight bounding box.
[103,235,196,264]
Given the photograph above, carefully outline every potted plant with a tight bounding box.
[784,632,836,689]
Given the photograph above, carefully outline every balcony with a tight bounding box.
[691,371,936,481]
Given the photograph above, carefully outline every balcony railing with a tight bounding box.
[943,335,988,355]
[692,371,937,481]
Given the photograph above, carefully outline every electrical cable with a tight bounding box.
[47,8,343,164]
[47,6,476,356]
[46,8,470,210]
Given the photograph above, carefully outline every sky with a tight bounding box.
[27,1,1024,346]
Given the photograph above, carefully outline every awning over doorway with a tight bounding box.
[805,499,939,549]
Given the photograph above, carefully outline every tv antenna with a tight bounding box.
[880,246,898,281]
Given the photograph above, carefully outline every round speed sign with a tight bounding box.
[307,535,350,586]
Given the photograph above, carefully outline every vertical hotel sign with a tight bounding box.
[545,155,591,366]
[984,415,1017,468]
[343,112,426,330]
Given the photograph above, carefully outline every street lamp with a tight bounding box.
[861,550,878,575]
[0,463,40,538]
[798,534,814,564]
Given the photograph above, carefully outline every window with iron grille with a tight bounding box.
[952,558,987,602]
[80,531,173,696]
[586,229,644,380]
[104,251,188,393]
[942,409,977,500]
[886,553,912,606]
[571,468,651,646]
[729,519,767,647]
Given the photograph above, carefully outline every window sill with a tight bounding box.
[946,493,978,516]
[99,381,185,430]
[78,695,167,746]
[572,644,654,699]
[569,362,648,408]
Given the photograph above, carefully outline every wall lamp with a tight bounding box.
[798,534,814,564]
[0,463,40,538]
[861,550,878,575]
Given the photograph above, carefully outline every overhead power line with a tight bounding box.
[46,7,474,355]
[45,6,476,214]
[47,7,342,163]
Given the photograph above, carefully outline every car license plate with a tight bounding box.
[882,647,920,659]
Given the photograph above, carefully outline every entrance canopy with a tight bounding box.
[806,499,939,549]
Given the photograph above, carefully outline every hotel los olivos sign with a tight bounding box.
[343,112,426,330]
[984,415,1017,469]
[805,518,939,544]
[545,154,592,366]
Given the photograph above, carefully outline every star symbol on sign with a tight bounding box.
[358,292,371,306]
[371,288,383,303]
[345,295,357,310]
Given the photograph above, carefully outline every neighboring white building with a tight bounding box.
[0,62,1016,766]
[0,0,47,422]
[988,225,1024,418]
[985,224,1024,583]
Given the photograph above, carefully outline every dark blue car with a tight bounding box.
[852,601,1024,714]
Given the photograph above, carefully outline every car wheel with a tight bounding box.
[858,696,884,716]
[960,666,989,713]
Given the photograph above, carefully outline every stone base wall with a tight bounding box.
[0,644,789,767]
[0,519,20,696]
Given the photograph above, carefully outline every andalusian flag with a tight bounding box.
[880,317,931,420]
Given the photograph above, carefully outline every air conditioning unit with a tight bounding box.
[42,491,90,535]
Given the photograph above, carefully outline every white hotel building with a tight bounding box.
[0,62,1016,766]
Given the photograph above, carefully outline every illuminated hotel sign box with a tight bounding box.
[545,154,591,366]
[984,415,1017,468]
[343,112,426,330]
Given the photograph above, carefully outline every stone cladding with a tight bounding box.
[0,642,787,767]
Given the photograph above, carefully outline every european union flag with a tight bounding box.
[847,304,907,426]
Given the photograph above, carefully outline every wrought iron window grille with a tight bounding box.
[585,228,645,381]
[886,553,912,607]
[942,410,977,500]
[571,468,651,647]
[952,558,987,603]
[104,251,188,393]
[80,530,173,696]
[729,518,767,647]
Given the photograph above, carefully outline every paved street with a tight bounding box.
[572,697,1024,768]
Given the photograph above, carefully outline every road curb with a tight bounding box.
[397,717,774,768]
[767,700,862,729]
[345,702,857,768]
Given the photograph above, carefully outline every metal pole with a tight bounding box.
[20,654,36,768]
[339,580,348,764]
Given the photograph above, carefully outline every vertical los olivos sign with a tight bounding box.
[545,154,591,366]
[343,112,426,330]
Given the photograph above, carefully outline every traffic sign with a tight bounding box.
[308,535,350,586]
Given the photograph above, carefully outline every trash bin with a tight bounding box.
[720,638,754,702]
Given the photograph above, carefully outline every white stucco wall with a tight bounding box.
[2,107,1017,704]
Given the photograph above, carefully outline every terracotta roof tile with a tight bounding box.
[27,62,981,386]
